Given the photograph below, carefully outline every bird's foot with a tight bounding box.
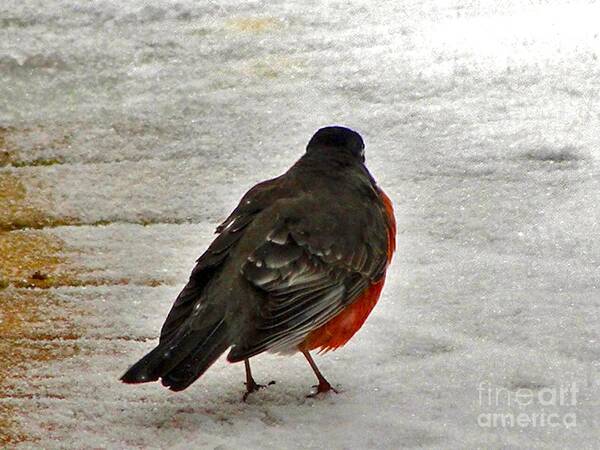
[242,380,276,401]
[306,380,339,398]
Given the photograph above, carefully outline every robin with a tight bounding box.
[121,126,396,398]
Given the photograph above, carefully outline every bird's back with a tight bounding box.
[217,153,394,359]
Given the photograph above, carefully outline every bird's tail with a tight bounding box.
[120,319,230,391]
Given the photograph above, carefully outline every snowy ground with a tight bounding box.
[1,0,599,448]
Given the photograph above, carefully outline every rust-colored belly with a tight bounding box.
[299,277,386,352]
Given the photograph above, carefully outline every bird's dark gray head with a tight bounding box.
[306,126,365,162]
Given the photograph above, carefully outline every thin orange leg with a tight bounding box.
[302,351,339,397]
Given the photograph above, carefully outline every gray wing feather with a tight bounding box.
[234,222,379,357]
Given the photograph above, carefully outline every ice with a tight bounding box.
[1,0,599,448]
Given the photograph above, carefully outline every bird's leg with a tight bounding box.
[243,359,263,400]
[242,359,274,401]
[302,350,339,397]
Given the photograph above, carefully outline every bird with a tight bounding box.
[121,125,396,398]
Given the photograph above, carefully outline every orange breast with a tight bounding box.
[299,189,396,353]
[299,277,386,352]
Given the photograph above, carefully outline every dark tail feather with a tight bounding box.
[120,319,229,389]
[161,320,230,391]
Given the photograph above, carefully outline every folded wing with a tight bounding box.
[227,208,389,361]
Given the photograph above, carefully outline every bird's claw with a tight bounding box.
[242,380,276,401]
[306,381,339,398]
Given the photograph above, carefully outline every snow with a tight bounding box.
[1,0,599,448]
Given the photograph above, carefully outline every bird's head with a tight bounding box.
[306,126,365,163]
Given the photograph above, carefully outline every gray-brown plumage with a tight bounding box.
[121,126,395,394]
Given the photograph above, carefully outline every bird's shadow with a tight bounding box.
[121,379,341,433]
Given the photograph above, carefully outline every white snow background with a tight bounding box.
[1,0,600,448]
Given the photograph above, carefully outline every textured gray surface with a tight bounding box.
[1,1,599,448]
